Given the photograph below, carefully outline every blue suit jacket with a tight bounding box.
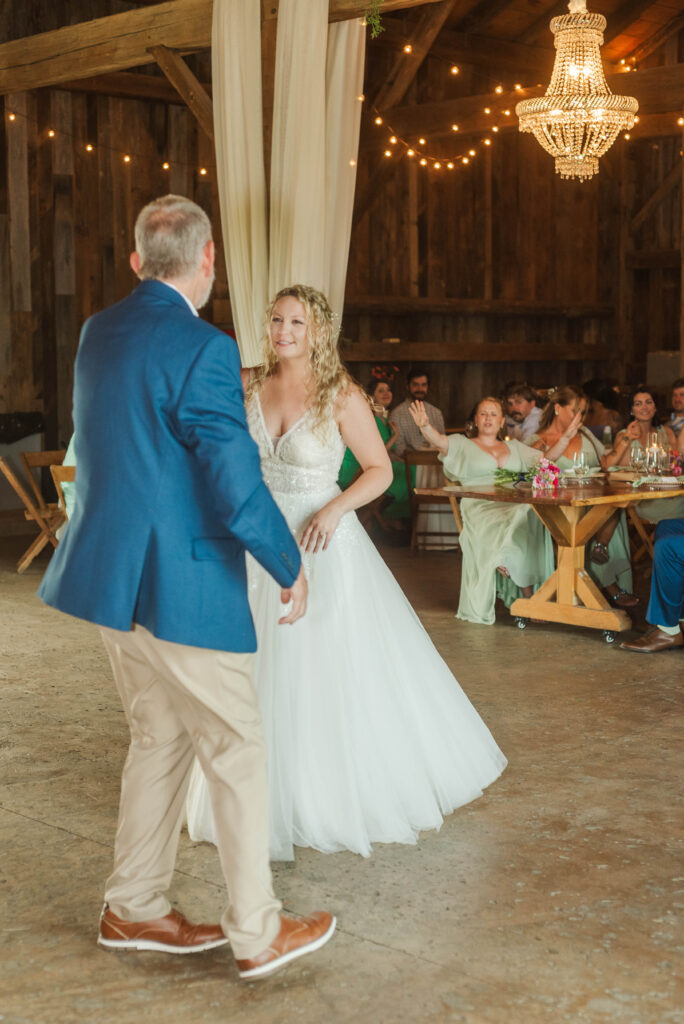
[39,280,301,652]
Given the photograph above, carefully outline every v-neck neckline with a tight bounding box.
[255,392,308,456]
[470,437,513,470]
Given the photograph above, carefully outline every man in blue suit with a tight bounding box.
[620,519,684,653]
[39,196,335,980]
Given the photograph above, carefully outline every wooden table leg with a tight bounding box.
[510,502,632,633]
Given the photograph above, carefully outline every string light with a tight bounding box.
[434,161,441,169]
[515,84,523,91]
[374,116,383,125]
[349,158,356,166]
[451,124,459,132]
[495,86,503,94]
[407,148,415,157]
[483,138,491,146]
[450,65,460,75]
[484,107,491,115]
[624,133,630,140]
[389,135,397,144]
[678,117,684,126]
[462,157,469,164]
[4,105,211,178]
[503,109,511,116]
[447,162,454,169]
[419,158,427,166]
[357,94,365,102]
[384,149,392,157]
[468,149,476,157]
[492,126,500,132]
[403,44,412,54]
[419,137,426,145]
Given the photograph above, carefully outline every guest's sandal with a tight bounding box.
[605,588,639,608]
[591,541,609,565]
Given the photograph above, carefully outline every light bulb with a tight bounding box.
[483,138,491,146]
[419,158,427,166]
[390,135,397,144]
[384,149,392,157]
[492,126,499,133]
[484,107,491,115]
[349,159,357,167]
[403,44,412,54]
[374,116,383,125]
[451,65,459,75]
[495,86,503,94]
[85,144,93,152]
[434,162,441,169]
[451,124,459,132]
[163,162,170,169]
[123,154,131,163]
[48,129,55,137]
[200,167,207,175]
[447,162,454,169]
[462,157,469,164]
[8,113,15,121]
[407,149,415,157]
[469,149,476,156]
[419,137,426,145]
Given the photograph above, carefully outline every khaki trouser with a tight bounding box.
[99,624,281,959]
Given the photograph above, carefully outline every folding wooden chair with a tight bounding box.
[50,464,76,519]
[0,451,66,572]
[404,449,462,552]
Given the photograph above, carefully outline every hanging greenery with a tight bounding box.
[365,0,385,39]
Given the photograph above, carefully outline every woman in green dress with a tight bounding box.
[530,385,637,609]
[409,396,581,626]
[605,386,684,524]
[338,377,412,522]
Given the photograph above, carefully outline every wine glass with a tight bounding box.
[573,451,588,485]
[630,446,646,475]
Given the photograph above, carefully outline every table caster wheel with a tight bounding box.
[602,630,617,644]
[514,617,528,630]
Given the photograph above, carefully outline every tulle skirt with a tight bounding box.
[186,486,506,860]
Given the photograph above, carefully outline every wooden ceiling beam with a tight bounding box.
[625,11,684,66]
[517,2,565,46]
[453,0,516,35]
[0,0,446,96]
[55,71,199,104]
[381,64,684,138]
[602,0,660,46]
[148,44,214,141]
[377,18,555,79]
[373,1,455,111]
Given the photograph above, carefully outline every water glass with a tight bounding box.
[629,446,646,474]
[573,451,588,485]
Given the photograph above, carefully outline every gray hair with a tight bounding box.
[134,195,212,281]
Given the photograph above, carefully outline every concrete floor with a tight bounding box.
[1,534,682,1024]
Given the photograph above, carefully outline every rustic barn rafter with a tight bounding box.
[149,45,214,141]
[0,0,446,95]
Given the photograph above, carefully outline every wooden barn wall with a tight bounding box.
[0,9,682,437]
[0,80,225,446]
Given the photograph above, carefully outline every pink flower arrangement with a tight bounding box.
[670,450,683,477]
[531,457,560,491]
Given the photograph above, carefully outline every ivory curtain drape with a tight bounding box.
[212,0,365,366]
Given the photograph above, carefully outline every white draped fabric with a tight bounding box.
[212,0,365,366]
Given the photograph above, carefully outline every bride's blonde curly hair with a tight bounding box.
[246,284,359,435]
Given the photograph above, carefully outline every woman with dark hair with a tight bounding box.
[338,376,411,523]
[531,386,637,608]
[410,395,581,624]
[607,386,684,523]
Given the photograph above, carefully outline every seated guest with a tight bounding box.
[391,365,457,549]
[668,377,684,438]
[531,385,637,609]
[620,520,684,653]
[338,376,411,524]
[391,365,445,455]
[504,382,542,443]
[409,396,581,625]
[606,385,684,524]
[582,380,623,444]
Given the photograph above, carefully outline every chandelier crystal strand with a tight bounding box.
[515,0,638,180]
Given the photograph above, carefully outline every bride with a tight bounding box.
[186,284,506,860]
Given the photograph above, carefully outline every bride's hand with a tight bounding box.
[409,401,428,428]
[301,501,343,553]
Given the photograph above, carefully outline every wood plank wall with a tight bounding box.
[0,4,681,436]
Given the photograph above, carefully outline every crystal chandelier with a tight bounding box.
[515,0,638,181]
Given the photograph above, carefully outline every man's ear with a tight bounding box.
[130,251,141,276]
[202,239,215,273]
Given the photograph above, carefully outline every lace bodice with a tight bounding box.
[247,395,346,495]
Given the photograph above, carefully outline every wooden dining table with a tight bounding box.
[415,478,684,642]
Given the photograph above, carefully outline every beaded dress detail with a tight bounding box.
[186,396,506,860]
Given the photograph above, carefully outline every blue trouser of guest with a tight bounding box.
[646,519,684,627]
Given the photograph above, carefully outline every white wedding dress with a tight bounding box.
[185,395,507,860]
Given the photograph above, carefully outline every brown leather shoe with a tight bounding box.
[620,627,683,653]
[98,904,228,954]
[236,911,336,981]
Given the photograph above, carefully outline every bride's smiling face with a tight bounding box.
[269,296,309,361]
